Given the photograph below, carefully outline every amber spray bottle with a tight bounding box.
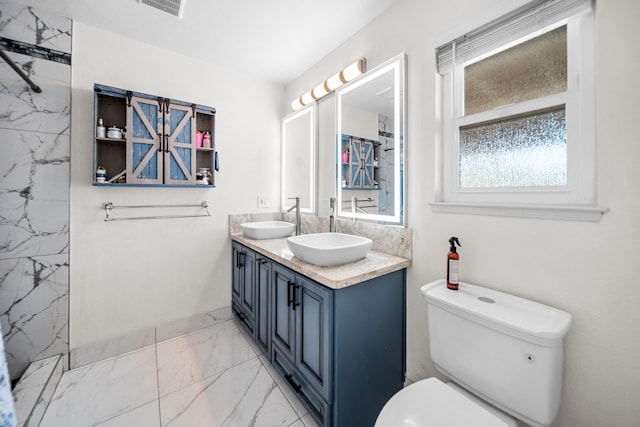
[447,237,461,290]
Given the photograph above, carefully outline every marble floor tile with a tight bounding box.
[39,346,158,427]
[156,320,255,396]
[70,326,155,370]
[12,354,61,426]
[95,401,160,427]
[159,357,299,427]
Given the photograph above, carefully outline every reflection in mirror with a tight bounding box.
[282,104,317,213]
[336,53,406,226]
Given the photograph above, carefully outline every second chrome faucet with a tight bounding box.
[287,197,301,235]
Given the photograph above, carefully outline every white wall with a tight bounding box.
[70,22,283,348]
[285,0,640,426]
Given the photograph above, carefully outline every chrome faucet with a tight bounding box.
[329,197,336,232]
[287,197,301,235]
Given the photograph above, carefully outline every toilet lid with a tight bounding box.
[374,378,510,427]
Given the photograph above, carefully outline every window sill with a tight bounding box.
[430,202,608,222]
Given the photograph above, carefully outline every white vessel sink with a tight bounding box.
[287,232,372,267]
[240,221,296,240]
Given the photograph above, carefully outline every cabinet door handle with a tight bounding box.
[164,134,169,152]
[293,284,300,310]
[287,281,293,307]
[157,132,163,152]
[284,374,302,393]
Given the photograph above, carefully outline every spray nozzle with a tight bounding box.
[449,237,461,252]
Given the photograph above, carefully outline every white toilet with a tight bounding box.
[375,279,572,427]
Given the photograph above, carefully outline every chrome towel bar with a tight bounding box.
[102,201,211,222]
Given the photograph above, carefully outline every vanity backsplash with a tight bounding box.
[229,213,412,259]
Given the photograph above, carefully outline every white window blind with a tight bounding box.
[436,0,593,73]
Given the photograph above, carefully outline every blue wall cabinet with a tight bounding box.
[232,242,406,427]
[341,134,379,189]
[93,84,217,187]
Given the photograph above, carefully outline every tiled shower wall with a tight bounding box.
[0,1,71,379]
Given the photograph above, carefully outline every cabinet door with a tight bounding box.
[164,102,196,185]
[231,242,242,302]
[361,139,375,187]
[231,243,256,335]
[271,264,296,362]
[295,276,332,400]
[240,249,256,319]
[349,138,364,187]
[255,256,272,357]
[126,96,163,184]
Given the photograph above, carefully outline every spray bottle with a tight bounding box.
[447,237,461,290]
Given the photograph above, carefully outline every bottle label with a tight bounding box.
[448,259,459,284]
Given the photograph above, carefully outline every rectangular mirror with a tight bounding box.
[336,53,406,226]
[282,103,317,213]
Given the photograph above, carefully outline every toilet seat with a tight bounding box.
[374,378,511,427]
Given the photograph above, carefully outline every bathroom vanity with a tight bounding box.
[230,234,409,427]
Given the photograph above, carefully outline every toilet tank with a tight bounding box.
[421,280,572,427]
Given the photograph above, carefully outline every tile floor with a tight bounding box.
[39,320,319,427]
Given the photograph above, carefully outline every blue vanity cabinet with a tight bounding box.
[93,83,217,187]
[231,242,406,427]
[231,242,256,335]
[271,264,333,425]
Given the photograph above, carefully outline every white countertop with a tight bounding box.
[230,233,411,290]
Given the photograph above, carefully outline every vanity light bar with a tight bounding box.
[291,58,366,111]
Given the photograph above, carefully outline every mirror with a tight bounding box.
[282,103,317,213]
[336,53,406,226]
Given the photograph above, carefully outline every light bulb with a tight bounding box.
[343,58,365,81]
[291,96,304,111]
[326,72,343,91]
[301,90,315,106]
[312,82,329,99]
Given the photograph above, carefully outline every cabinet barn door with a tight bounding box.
[361,140,375,187]
[164,102,196,185]
[126,96,163,184]
[349,138,364,187]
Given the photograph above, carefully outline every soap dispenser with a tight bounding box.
[447,237,461,290]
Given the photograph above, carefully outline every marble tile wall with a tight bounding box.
[0,0,72,380]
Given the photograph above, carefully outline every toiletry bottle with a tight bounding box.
[203,131,211,148]
[447,237,461,290]
[96,118,106,138]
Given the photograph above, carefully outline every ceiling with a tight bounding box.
[26,0,401,86]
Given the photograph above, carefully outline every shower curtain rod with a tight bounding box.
[0,49,41,93]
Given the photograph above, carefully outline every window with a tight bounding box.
[433,0,607,221]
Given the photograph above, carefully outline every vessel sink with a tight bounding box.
[240,221,296,240]
[287,232,372,267]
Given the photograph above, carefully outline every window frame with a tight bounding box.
[433,2,607,221]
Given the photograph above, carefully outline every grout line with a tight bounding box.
[154,327,162,427]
